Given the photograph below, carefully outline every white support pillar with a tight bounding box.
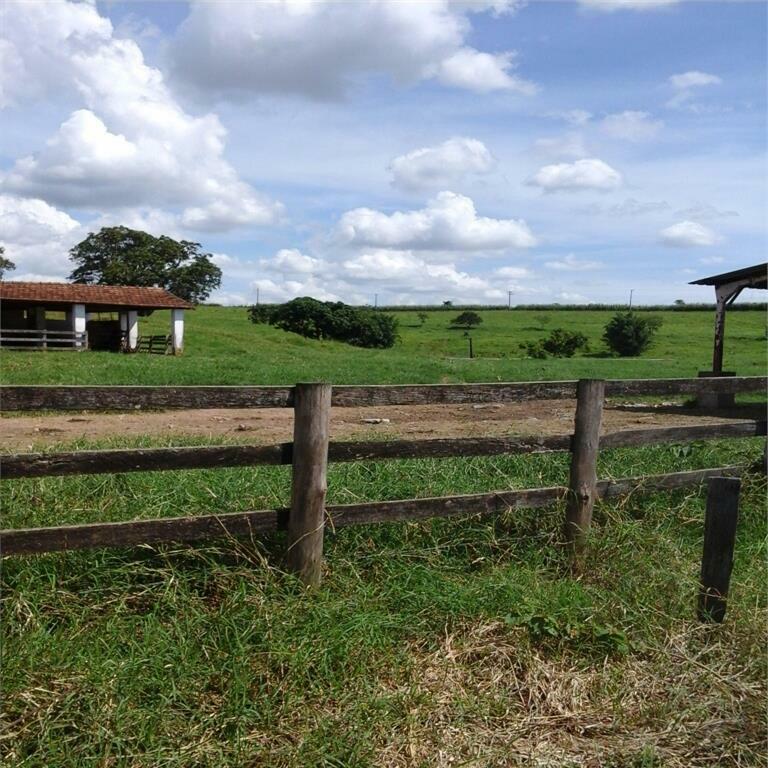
[171,308,185,354]
[71,303,86,349]
[127,310,139,351]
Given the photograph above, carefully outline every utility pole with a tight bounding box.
[256,287,260,306]
[629,289,634,309]
[508,290,513,309]
[374,293,378,309]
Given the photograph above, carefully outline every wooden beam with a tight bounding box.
[0,465,743,556]
[2,422,764,479]
[1,376,764,412]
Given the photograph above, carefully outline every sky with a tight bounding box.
[0,0,766,306]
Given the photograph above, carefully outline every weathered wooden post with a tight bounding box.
[698,476,740,623]
[286,382,332,587]
[564,379,605,566]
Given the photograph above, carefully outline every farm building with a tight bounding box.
[690,262,767,374]
[0,282,193,353]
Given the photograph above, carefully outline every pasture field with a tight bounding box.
[1,305,766,766]
[0,305,766,385]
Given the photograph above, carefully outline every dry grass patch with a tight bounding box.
[377,620,766,767]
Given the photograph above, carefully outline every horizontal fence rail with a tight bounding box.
[0,328,88,351]
[1,421,764,479]
[1,376,765,411]
[0,466,743,556]
[1,376,765,582]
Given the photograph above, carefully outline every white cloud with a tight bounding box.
[659,220,719,247]
[435,48,536,94]
[0,1,282,232]
[389,137,495,192]
[341,250,490,294]
[608,198,670,216]
[527,158,622,192]
[545,254,602,271]
[532,134,587,160]
[579,0,678,10]
[700,255,725,265]
[669,71,722,90]
[262,249,325,275]
[336,192,536,251]
[666,71,722,111]
[600,111,663,141]
[170,1,533,101]
[0,194,83,277]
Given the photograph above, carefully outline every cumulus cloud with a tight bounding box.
[0,1,282,232]
[600,111,663,141]
[336,191,537,251]
[545,254,602,271]
[0,194,83,278]
[435,48,536,94]
[261,249,325,275]
[389,138,495,192]
[659,220,719,247]
[527,158,622,192]
[170,1,533,101]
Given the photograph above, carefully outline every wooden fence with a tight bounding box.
[0,376,765,584]
[0,328,88,351]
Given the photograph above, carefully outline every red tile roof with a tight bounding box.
[0,282,194,309]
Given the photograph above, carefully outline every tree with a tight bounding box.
[248,297,399,349]
[443,300,453,307]
[451,310,483,329]
[520,328,588,359]
[69,226,222,303]
[603,311,662,356]
[0,245,15,279]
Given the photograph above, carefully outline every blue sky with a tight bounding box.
[0,0,765,305]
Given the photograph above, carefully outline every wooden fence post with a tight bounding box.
[698,476,740,623]
[286,382,332,587]
[564,379,605,566]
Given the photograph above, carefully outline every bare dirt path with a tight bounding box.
[1,400,759,452]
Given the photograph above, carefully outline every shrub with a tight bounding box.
[247,297,398,348]
[451,311,483,329]
[520,328,588,359]
[417,312,428,326]
[603,311,662,356]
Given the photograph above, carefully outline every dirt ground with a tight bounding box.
[1,399,762,451]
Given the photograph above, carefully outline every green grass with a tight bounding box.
[2,439,766,766]
[1,306,766,765]
[1,306,765,385]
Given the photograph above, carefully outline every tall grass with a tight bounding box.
[2,438,765,766]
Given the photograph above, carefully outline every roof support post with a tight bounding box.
[712,286,728,375]
[71,304,86,349]
[126,310,138,352]
[170,309,184,355]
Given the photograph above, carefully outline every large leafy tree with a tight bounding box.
[0,245,15,279]
[68,226,222,303]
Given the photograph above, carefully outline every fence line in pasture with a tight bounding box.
[1,376,765,593]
